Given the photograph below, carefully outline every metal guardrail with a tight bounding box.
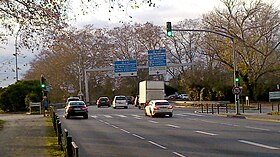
[173,101,280,114]
[50,106,79,157]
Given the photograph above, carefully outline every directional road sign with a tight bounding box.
[148,49,167,75]
[114,60,137,77]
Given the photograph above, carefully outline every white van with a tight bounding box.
[112,96,128,109]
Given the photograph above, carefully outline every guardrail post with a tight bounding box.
[67,136,73,157]
[259,103,262,113]
[201,104,203,113]
[56,119,60,135]
[206,104,209,113]
[226,104,228,113]
[211,104,214,114]
[57,122,63,150]
[72,142,79,157]
[217,104,219,114]
[272,103,274,111]
[242,103,244,113]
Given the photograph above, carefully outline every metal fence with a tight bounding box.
[50,106,79,157]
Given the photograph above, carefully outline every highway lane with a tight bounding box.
[56,105,280,157]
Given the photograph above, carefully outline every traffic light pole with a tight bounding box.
[171,28,240,115]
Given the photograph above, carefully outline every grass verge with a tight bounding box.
[44,117,65,157]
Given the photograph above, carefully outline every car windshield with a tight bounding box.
[155,102,169,106]
[68,98,79,101]
[100,98,108,101]
[116,97,126,100]
[70,102,85,106]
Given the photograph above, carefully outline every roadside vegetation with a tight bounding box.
[45,117,65,157]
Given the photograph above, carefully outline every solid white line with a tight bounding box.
[238,140,279,150]
[148,141,167,149]
[132,134,145,140]
[195,131,217,136]
[173,152,186,157]
[120,129,130,134]
[245,126,270,131]
[149,120,159,124]
[166,124,181,128]
[98,119,104,123]
[111,125,119,129]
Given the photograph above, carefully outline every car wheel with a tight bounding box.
[125,106,128,109]
[169,113,173,117]
[150,110,154,118]
[84,114,88,119]
[65,114,70,119]
[144,110,148,116]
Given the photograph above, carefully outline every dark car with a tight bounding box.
[64,101,88,119]
[126,96,134,105]
[96,97,111,108]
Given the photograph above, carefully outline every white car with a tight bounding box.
[144,100,173,117]
[112,95,128,109]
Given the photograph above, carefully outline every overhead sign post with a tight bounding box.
[148,49,167,75]
[114,60,137,77]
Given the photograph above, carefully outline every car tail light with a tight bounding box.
[82,106,88,111]
[68,107,73,111]
[106,100,110,102]
[97,100,100,103]
[153,106,159,110]
[168,106,173,109]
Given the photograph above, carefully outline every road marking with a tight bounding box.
[116,114,127,118]
[132,134,145,140]
[186,118,198,121]
[176,114,187,117]
[111,125,119,129]
[173,152,186,157]
[104,115,113,118]
[148,141,167,149]
[91,115,98,118]
[195,131,217,136]
[120,129,130,134]
[166,124,180,128]
[238,140,279,150]
[98,119,104,123]
[149,120,159,124]
[184,113,205,117]
[200,120,217,124]
[104,122,110,125]
[245,126,270,131]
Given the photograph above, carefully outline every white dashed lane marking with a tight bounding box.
[149,120,159,124]
[148,141,167,150]
[195,131,217,136]
[166,124,181,128]
[173,152,186,157]
[132,134,145,140]
[238,140,279,150]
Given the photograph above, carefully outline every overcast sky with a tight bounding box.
[0,0,279,87]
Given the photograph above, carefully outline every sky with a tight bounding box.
[0,0,279,87]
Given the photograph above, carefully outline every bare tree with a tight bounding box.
[202,0,280,100]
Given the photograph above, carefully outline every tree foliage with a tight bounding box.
[202,0,280,100]
[0,80,41,112]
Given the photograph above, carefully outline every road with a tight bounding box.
[56,105,280,157]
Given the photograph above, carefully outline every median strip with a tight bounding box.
[238,140,279,150]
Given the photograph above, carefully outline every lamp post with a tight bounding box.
[13,43,18,81]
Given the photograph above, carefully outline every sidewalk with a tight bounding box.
[0,114,49,157]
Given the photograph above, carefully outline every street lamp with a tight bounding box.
[13,51,18,81]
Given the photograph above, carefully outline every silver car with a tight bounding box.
[112,95,128,109]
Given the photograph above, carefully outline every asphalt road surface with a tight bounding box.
[56,105,280,157]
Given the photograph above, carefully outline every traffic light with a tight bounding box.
[235,71,240,85]
[166,22,172,37]
[40,75,46,89]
